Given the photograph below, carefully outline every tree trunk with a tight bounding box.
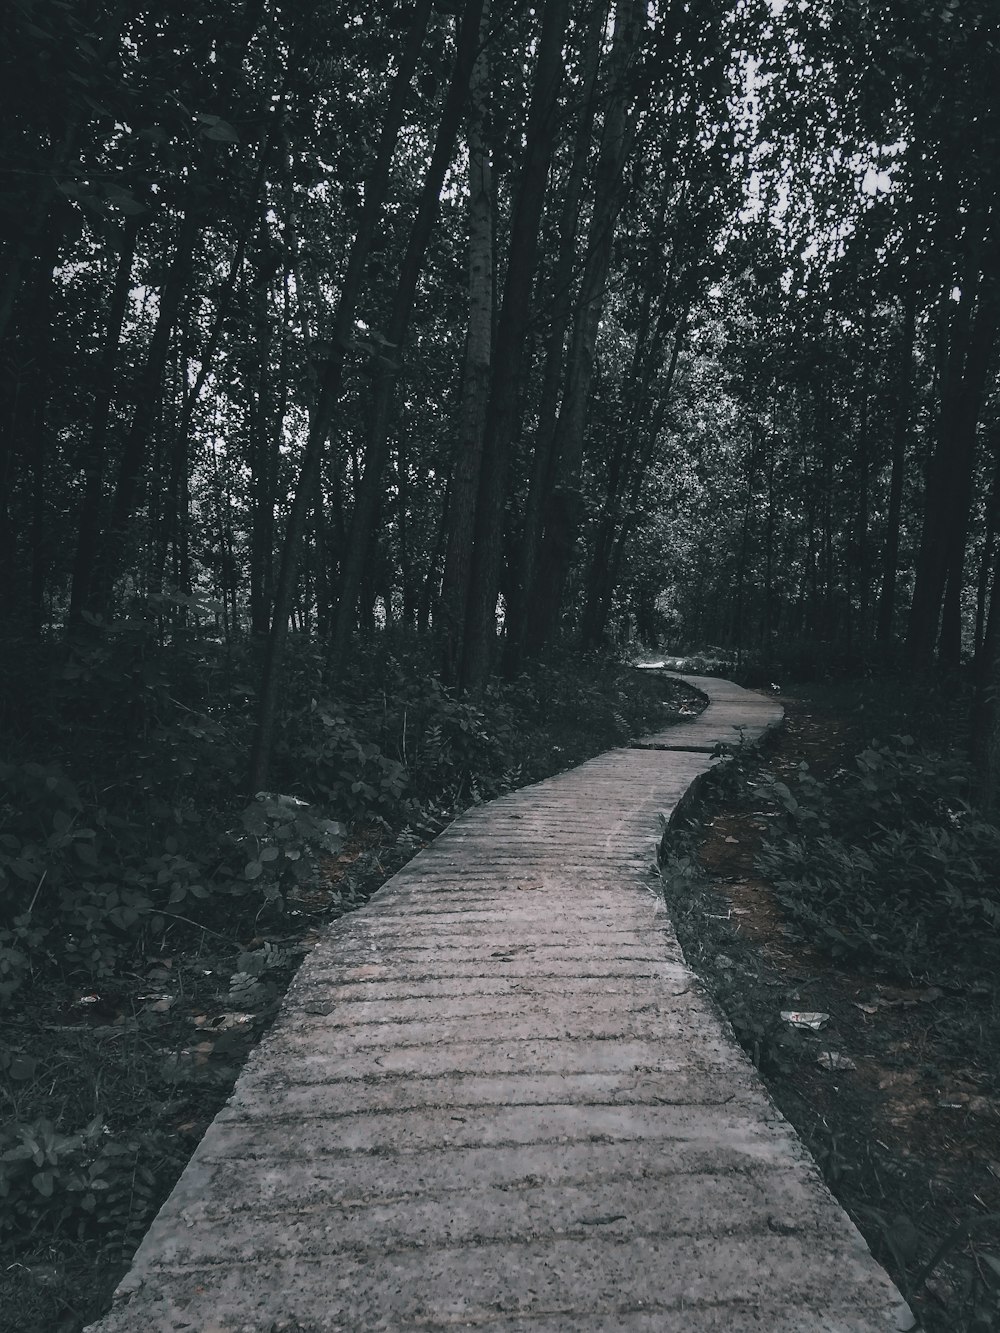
[23,221,61,634]
[66,218,141,630]
[249,0,434,792]
[876,286,916,645]
[974,437,1000,662]
[330,0,486,665]
[908,250,999,666]
[971,535,1000,808]
[89,207,201,616]
[520,0,644,659]
[439,0,495,681]
[578,315,685,649]
[937,279,998,667]
[250,257,280,635]
[502,0,608,671]
[458,0,572,691]
[853,296,873,649]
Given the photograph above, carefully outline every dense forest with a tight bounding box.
[2,1,1000,1327]
[2,0,998,743]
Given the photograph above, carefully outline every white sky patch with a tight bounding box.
[861,166,892,195]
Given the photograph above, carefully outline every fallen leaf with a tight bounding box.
[818,1051,857,1071]
[781,1010,830,1030]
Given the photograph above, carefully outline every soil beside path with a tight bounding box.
[84,675,912,1333]
[660,687,1000,1333]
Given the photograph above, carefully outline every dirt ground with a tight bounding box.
[661,691,1000,1332]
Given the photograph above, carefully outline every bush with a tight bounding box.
[0,1110,160,1253]
[1,630,676,1007]
[755,739,1000,976]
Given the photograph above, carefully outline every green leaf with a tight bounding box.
[32,1170,54,1198]
[202,120,240,143]
[244,860,263,881]
[104,187,147,216]
[259,846,280,863]
[75,841,98,866]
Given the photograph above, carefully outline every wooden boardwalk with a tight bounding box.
[86,674,912,1333]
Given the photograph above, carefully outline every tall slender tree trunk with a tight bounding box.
[974,438,1000,662]
[502,0,608,671]
[20,220,61,633]
[250,259,279,635]
[971,536,1000,808]
[65,219,141,629]
[876,287,916,645]
[908,249,999,666]
[89,207,200,616]
[853,297,873,649]
[578,316,685,649]
[439,1,494,681]
[938,280,998,667]
[330,0,486,665]
[396,430,418,626]
[458,0,572,691]
[520,0,645,658]
[249,0,434,791]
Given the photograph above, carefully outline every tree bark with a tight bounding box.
[250,253,281,635]
[501,0,608,671]
[908,241,999,666]
[937,279,998,667]
[971,532,1000,808]
[458,0,572,691]
[876,286,916,645]
[439,0,495,682]
[974,438,1000,662]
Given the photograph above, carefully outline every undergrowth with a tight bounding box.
[657,677,1000,1333]
[0,621,681,1332]
[755,739,1000,979]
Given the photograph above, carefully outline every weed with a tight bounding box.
[754,741,1000,979]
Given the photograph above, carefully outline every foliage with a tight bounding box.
[755,740,1000,977]
[0,633,678,1330]
[0,1108,159,1253]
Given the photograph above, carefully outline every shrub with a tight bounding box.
[755,740,1000,976]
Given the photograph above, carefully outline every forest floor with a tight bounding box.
[1,662,695,1333]
[662,683,1000,1333]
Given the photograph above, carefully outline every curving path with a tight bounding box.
[86,674,912,1333]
